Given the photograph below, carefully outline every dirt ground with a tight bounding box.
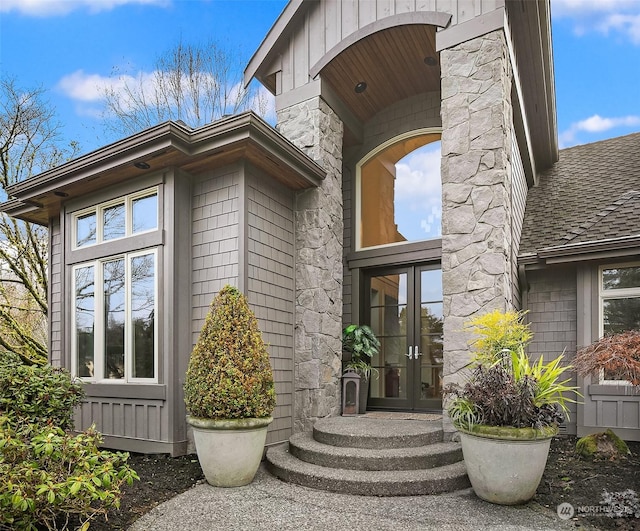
[537,436,640,530]
[86,435,639,531]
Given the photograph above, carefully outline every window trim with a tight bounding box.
[72,187,158,250]
[597,261,640,385]
[71,248,158,384]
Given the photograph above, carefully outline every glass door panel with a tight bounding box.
[364,265,443,411]
[414,268,443,409]
[368,271,410,404]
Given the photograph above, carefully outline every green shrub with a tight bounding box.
[0,351,138,530]
[184,285,275,419]
[0,419,138,531]
[0,352,84,430]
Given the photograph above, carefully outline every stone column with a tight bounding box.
[440,30,515,429]
[276,96,344,433]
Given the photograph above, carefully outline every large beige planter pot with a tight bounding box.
[459,424,558,505]
[187,416,273,487]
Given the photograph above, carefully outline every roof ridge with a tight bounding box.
[558,190,640,245]
[558,130,640,154]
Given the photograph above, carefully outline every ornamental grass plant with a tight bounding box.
[184,285,275,420]
[446,310,579,433]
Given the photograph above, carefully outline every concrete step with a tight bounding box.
[289,431,463,471]
[266,443,471,496]
[312,416,443,449]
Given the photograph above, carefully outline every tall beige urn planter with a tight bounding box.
[187,417,273,487]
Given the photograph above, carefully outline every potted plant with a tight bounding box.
[184,285,276,487]
[445,310,579,505]
[342,324,380,414]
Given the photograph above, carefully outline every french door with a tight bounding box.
[364,265,443,411]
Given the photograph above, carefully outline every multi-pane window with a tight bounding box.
[74,189,158,248]
[599,263,640,381]
[72,188,159,383]
[73,251,157,382]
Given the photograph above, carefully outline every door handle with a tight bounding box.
[414,345,422,358]
[405,346,414,359]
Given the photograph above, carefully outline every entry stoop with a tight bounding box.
[265,417,470,496]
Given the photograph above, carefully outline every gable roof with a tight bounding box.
[520,131,640,261]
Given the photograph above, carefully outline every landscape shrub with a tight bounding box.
[0,352,84,430]
[184,285,275,419]
[0,353,138,530]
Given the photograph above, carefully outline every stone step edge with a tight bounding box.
[289,432,463,471]
[313,421,443,449]
[266,444,470,497]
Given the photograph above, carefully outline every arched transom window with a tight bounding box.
[357,131,442,250]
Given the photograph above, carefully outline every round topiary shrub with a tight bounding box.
[184,285,275,420]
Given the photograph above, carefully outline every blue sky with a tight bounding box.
[1,0,639,156]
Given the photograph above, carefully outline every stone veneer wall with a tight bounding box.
[440,29,515,421]
[276,96,345,433]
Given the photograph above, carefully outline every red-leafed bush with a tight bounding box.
[573,330,640,385]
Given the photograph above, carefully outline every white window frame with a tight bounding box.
[72,248,158,383]
[72,187,158,250]
[598,262,640,385]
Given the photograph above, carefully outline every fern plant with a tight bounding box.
[184,285,275,420]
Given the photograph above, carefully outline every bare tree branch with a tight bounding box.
[101,39,266,137]
[0,77,80,364]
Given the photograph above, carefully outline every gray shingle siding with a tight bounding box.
[191,169,240,336]
[189,164,295,446]
[246,167,295,445]
[49,218,63,367]
[511,128,527,308]
[525,267,578,433]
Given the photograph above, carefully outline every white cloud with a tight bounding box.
[552,0,640,44]
[57,69,275,126]
[552,0,640,18]
[597,13,640,44]
[57,70,130,102]
[559,114,640,147]
[0,0,169,16]
[395,143,442,239]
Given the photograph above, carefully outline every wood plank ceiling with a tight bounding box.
[320,24,440,125]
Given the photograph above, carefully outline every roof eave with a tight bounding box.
[506,0,558,171]
[519,234,640,266]
[2,112,326,225]
[5,121,191,199]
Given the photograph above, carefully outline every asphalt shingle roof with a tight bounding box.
[520,131,640,255]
